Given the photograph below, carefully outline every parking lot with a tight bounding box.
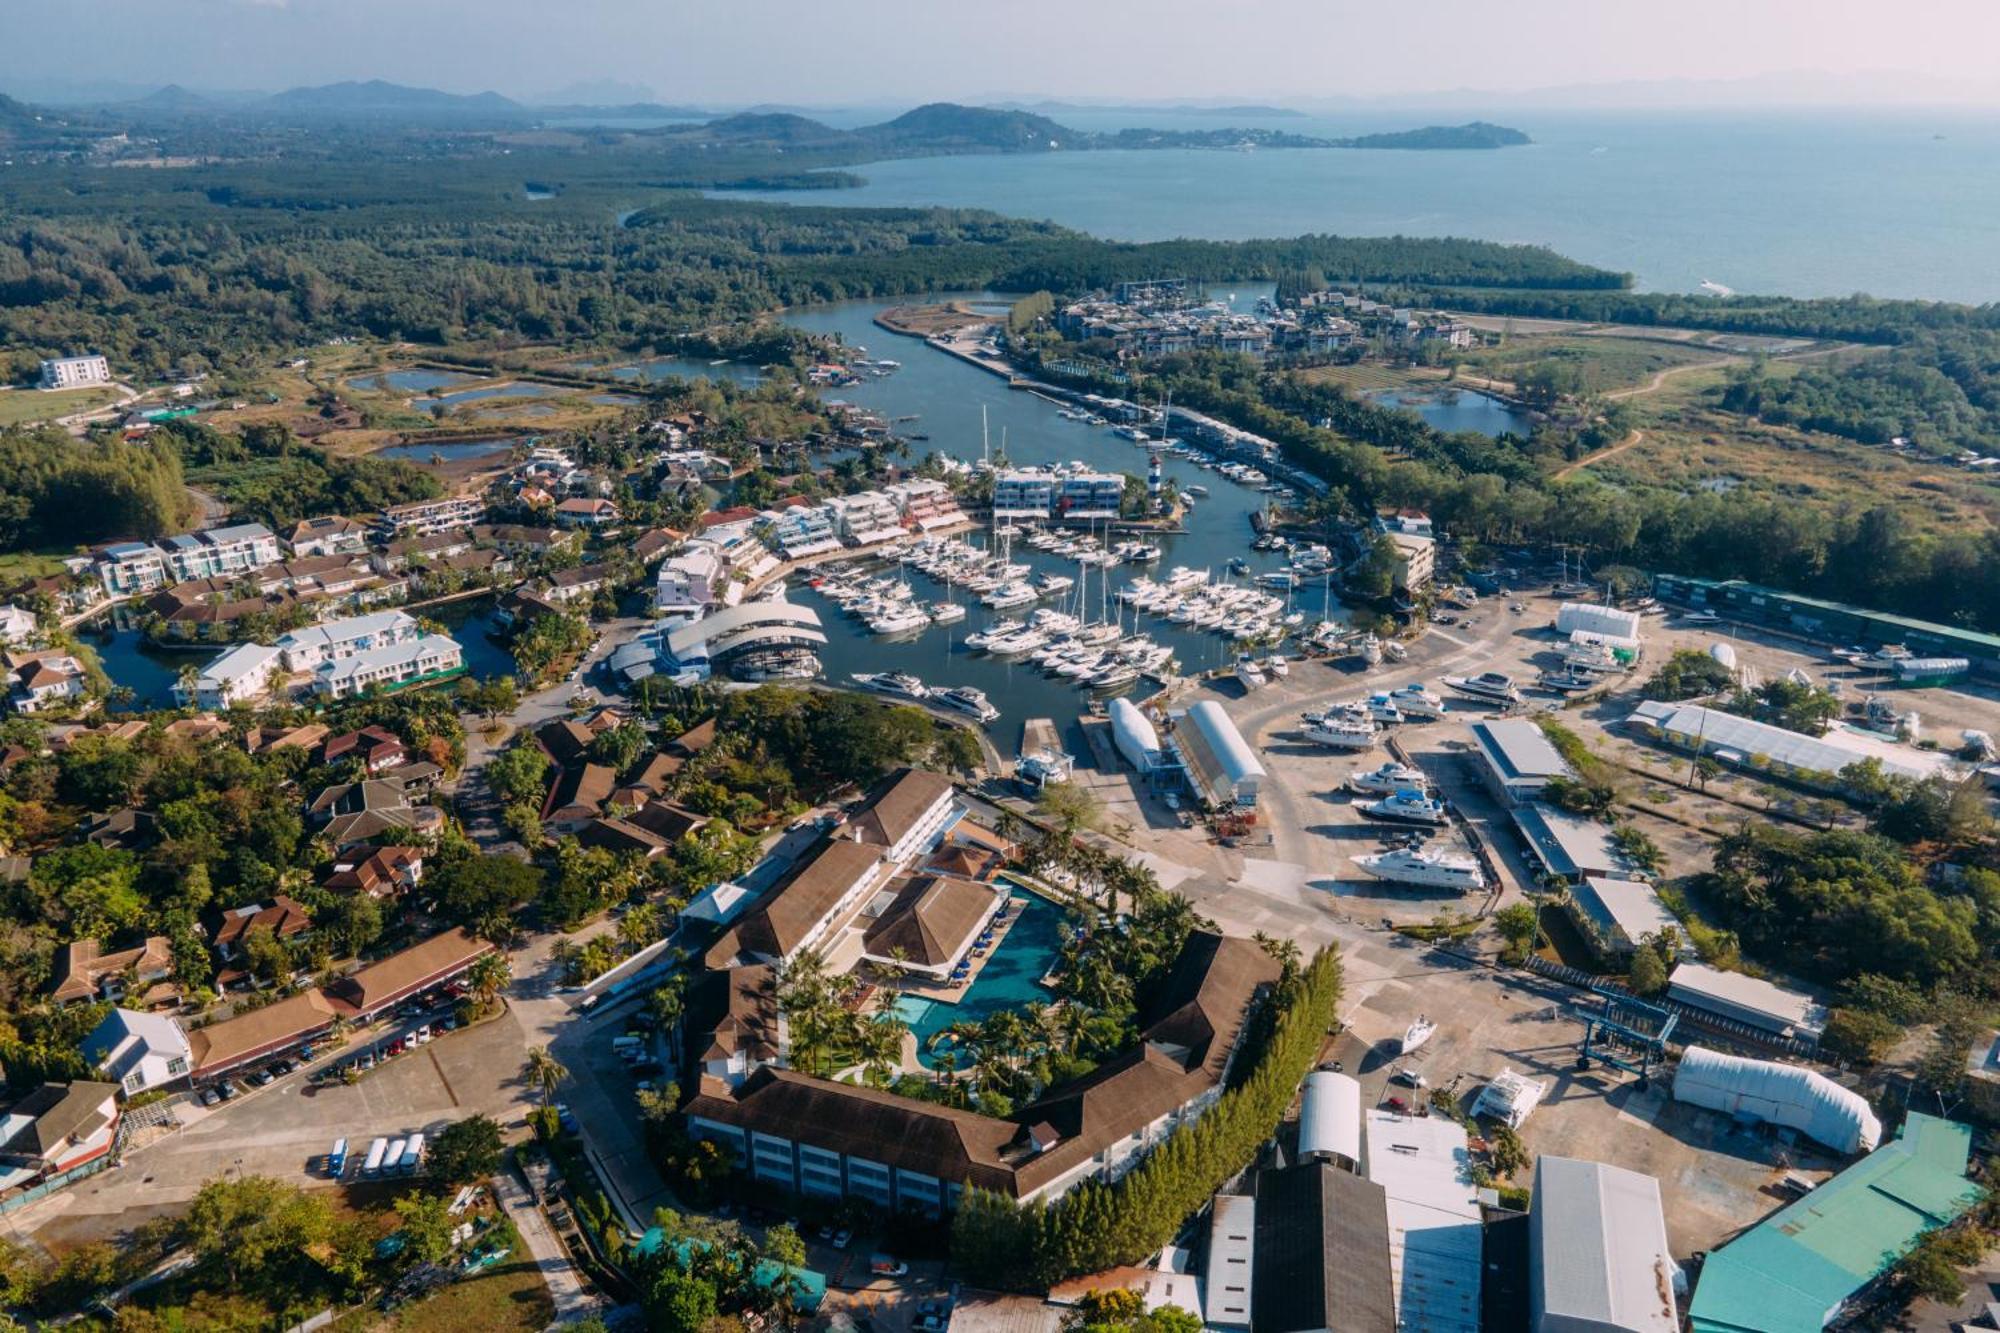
[12,994,536,1251]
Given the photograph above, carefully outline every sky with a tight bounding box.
[6,0,2000,108]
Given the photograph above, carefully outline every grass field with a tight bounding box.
[328,1260,554,1333]
[0,385,125,427]
[1296,363,1440,393]
[1454,334,1738,395]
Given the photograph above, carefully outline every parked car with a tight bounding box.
[216,1081,239,1101]
[415,1025,433,1044]
[1391,1068,1428,1089]
[916,1317,948,1332]
[198,1087,222,1107]
[271,1058,295,1076]
[868,1255,908,1277]
[832,1228,852,1250]
[247,1069,274,1087]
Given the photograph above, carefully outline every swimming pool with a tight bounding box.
[895,892,1073,1067]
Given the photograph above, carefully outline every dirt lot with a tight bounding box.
[1326,943,1841,1257]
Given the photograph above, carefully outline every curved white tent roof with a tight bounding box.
[1298,1070,1362,1163]
[665,601,822,658]
[1673,1045,1881,1155]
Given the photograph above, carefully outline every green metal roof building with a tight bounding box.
[1687,1112,1980,1333]
[1653,576,2000,677]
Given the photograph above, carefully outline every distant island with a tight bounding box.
[1331,121,1533,150]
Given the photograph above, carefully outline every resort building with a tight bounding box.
[764,507,843,561]
[177,641,284,710]
[0,606,38,646]
[312,633,463,699]
[554,497,620,527]
[1667,963,1828,1044]
[1687,1113,1978,1333]
[50,936,175,1007]
[93,542,169,595]
[1529,1156,1678,1333]
[703,839,891,971]
[545,564,611,604]
[282,515,370,558]
[682,931,1280,1214]
[81,1009,193,1095]
[0,1082,120,1203]
[375,495,486,537]
[822,492,905,548]
[158,524,282,583]
[1386,533,1436,593]
[6,652,87,714]
[857,871,1010,981]
[656,548,730,616]
[277,610,425,671]
[1470,719,1573,807]
[888,479,966,532]
[992,469,1125,522]
[39,354,111,389]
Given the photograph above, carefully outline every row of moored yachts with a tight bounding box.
[1118,567,1302,643]
[962,607,1179,690]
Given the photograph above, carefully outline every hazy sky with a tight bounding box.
[7,0,2000,106]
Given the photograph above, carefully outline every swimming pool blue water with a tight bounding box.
[899,892,1072,1067]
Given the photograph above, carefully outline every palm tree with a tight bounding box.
[466,953,511,1014]
[524,1045,568,1105]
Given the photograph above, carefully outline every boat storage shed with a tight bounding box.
[1362,1110,1481,1333]
[1557,602,1642,644]
[1566,876,1680,961]
[1530,1155,1679,1333]
[1470,718,1574,806]
[1109,697,1162,772]
[1296,1070,1362,1167]
[1174,701,1265,809]
[1673,1046,1880,1155]
[1688,1113,1979,1333]
[1667,962,1828,1043]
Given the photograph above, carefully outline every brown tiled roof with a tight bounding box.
[704,838,883,968]
[321,725,403,765]
[324,928,491,1018]
[682,964,780,1066]
[544,763,617,819]
[246,723,328,754]
[848,768,955,850]
[578,818,671,857]
[698,506,759,530]
[862,874,1000,968]
[625,801,706,842]
[322,846,423,896]
[188,990,339,1075]
[683,931,1279,1198]
[534,709,621,766]
[628,751,680,792]
[549,563,612,589]
[668,718,718,758]
[51,935,173,1003]
[632,529,674,561]
[211,895,313,950]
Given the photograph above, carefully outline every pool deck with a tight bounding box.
[891,894,1034,1006]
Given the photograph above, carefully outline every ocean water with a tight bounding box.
[720,110,2000,302]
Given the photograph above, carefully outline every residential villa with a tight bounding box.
[312,633,463,699]
[50,936,176,1008]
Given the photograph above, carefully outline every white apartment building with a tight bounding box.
[156,524,282,583]
[177,641,284,709]
[656,548,728,616]
[0,606,37,646]
[822,492,905,547]
[277,610,423,673]
[374,495,486,537]
[94,542,170,595]
[888,479,966,532]
[40,355,111,390]
[283,516,370,559]
[313,634,464,699]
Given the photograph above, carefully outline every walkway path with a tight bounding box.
[494,1154,603,1325]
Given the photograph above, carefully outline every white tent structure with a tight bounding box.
[1297,1070,1362,1165]
[1672,1045,1881,1155]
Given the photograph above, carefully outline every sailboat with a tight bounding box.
[1399,1016,1437,1055]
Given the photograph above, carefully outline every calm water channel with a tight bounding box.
[778,292,1345,742]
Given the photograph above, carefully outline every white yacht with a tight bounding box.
[1362,790,1451,825]
[1301,713,1378,751]
[1388,683,1447,720]
[1355,633,1385,667]
[1348,761,1430,796]
[1444,671,1520,704]
[852,671,930,701]
[983,581,1038,610]
[1399,1016,1438,1054]
[1236,655,1269,691]
[964,619,1023,650]
[1358,693,1404,724]
[868,606,930,635]
[1352,847,1487,892]
[929,603,968,625]
[934,686,1000,723]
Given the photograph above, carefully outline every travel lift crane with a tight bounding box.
[1576,988,1678,1086]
